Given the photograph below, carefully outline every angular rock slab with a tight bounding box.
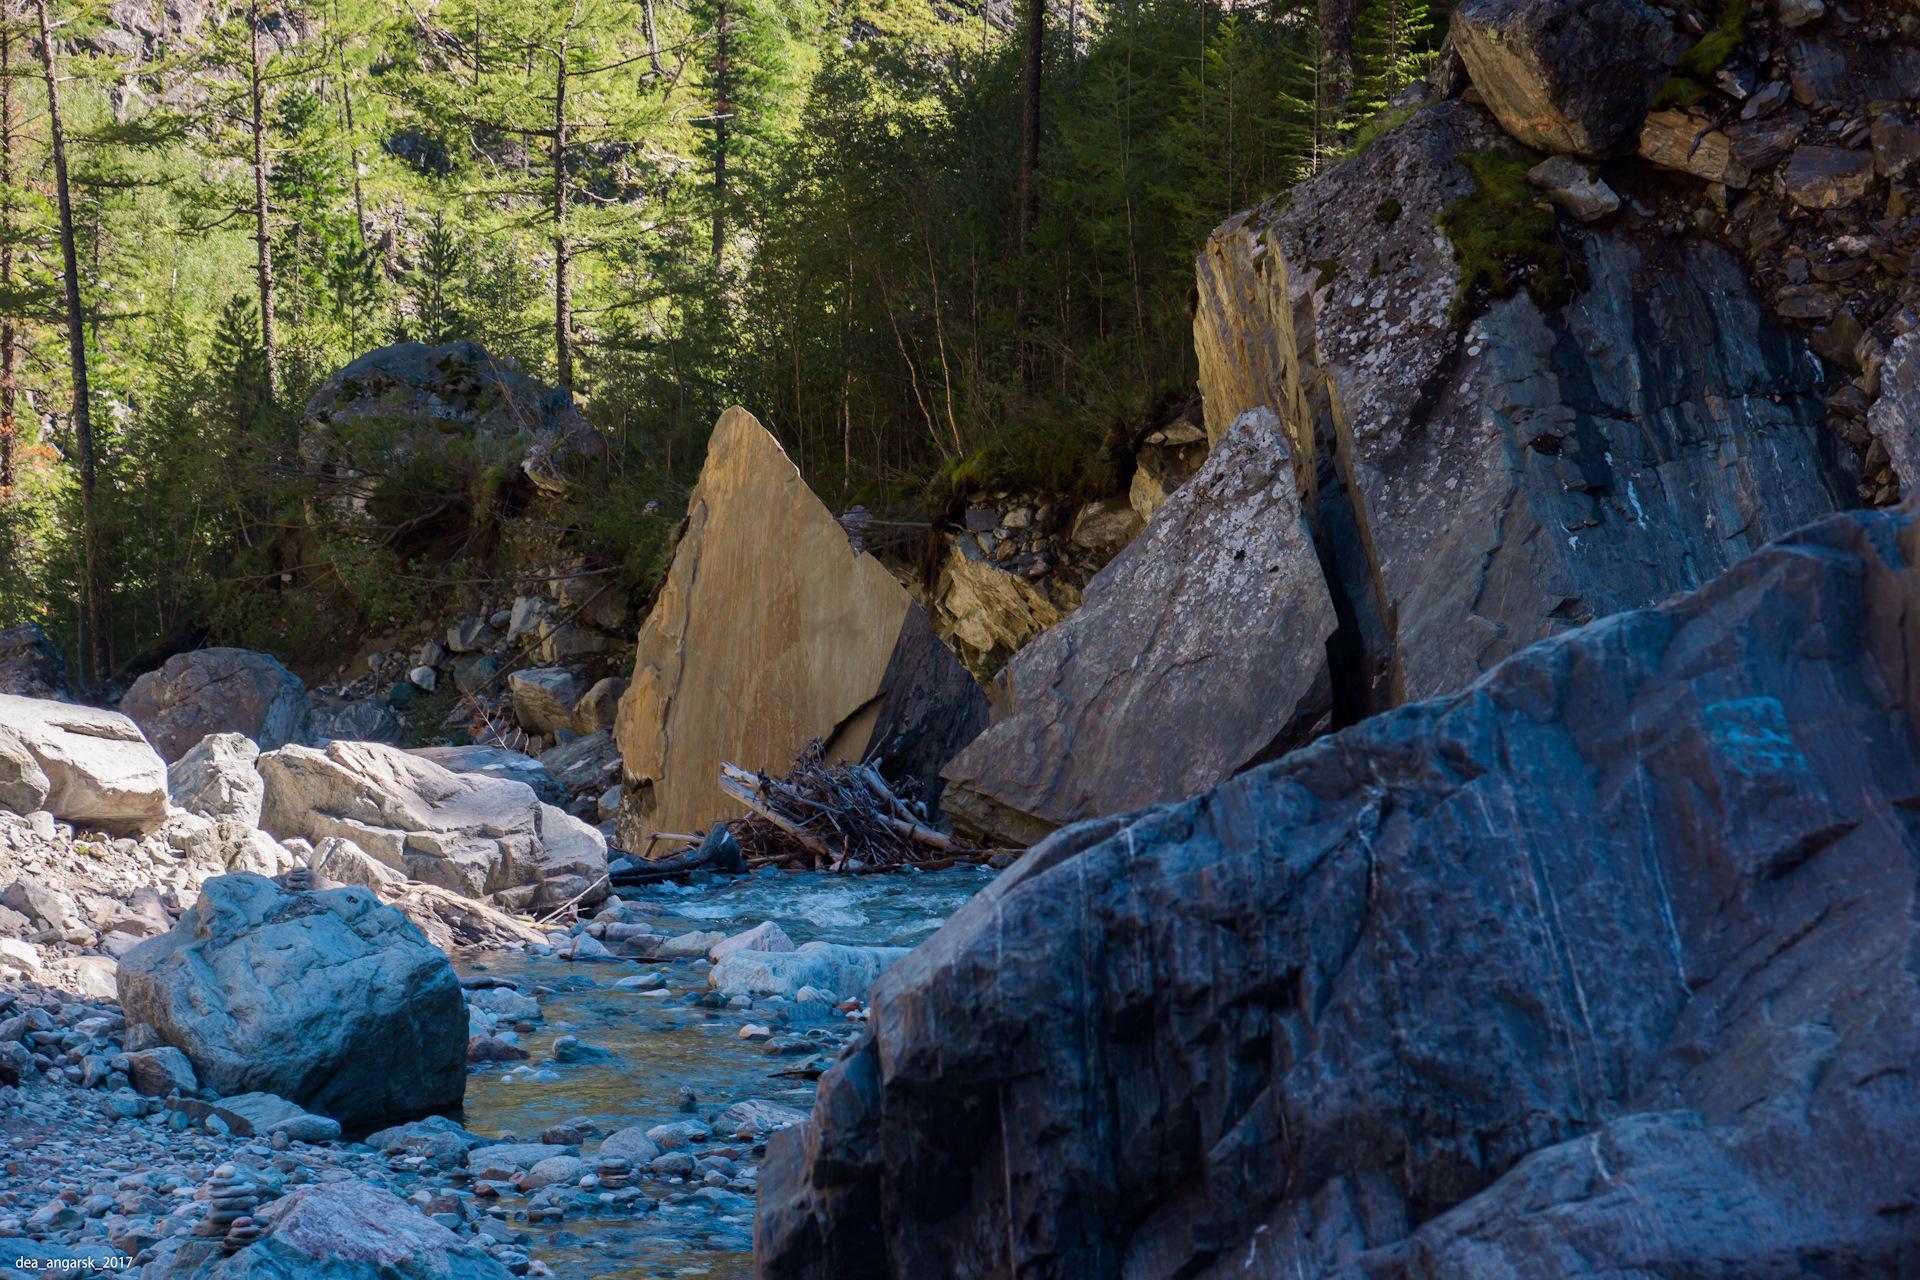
[120,647,310,764]
[167,732,265,827]
[1195,101,1851,708]
[0,693,167,833]
[757,507,1920,1280]
[940,407,1335,847]
[613,407,985,845]
[258,740,605,906]
[117,874,465,1126]
[1450,0,1678,159]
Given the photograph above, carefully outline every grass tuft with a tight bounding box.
[1437,148,1586,324]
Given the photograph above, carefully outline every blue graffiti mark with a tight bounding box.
[1703,697,1807,777]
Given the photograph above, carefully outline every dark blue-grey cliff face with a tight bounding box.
[756,506,1920,1280]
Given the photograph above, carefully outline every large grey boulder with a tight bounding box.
[117,873,465,1126]
[941,406,1336,847]
[0,693,168,832]
[0,623,68,700]
[309,836,404,890]
[1194,102,1850,713]
[757,507,1920,1280]
[1449,0,1679,158]
[120,648,310,764]
[167,732,265,826]
[258,740,606,905]
[1866,328,1920,497]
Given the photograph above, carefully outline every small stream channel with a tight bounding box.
[451,863,994,1280]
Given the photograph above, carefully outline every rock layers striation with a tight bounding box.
[757,504,1920,1280]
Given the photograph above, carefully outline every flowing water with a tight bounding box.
[452,864,994,1280]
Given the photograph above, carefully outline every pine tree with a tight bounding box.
[1354,0,1433,115]
[689,0,787,273]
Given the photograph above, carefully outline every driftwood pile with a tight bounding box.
[710,740,1011,873]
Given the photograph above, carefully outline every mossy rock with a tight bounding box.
[1437,147,1587,324]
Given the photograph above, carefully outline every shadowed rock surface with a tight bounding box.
[755,506,1920,1280]
[940,407,1336,847]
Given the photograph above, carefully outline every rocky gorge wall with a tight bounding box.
[758,504,1920,1280]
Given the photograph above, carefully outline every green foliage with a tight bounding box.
[1676,0,1749,79]
[1652,76,1711,109]
[1437,148,1583,323]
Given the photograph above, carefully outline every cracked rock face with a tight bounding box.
[939,407,1336,847]
[117,873,467,1127]
[755,506,1920,1280]
[1197,101,1853,708]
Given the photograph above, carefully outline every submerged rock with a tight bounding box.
[757,507,1920,1279]
[116,873,466,1126]
[708,941,909,1001]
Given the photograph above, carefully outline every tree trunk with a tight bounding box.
[1015,0,1043,388]
[641,0,661,75]
[35,0,103,684]
[553,36,572,389]
[1318,0,1354,132]
[710,1,729,273]
[0,0,16,493]
[341,56,368,252]
[250,0,279,399]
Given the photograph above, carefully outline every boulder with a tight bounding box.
[0,729,48,817]
[1449,0,1679,158]
[708,941,910,1001]
[612,408,987,848]
[1637,109,1749,186]
[570,676,628,734]
[116,873,466,1126]
[508,669,582,735]
[446,617,500,653]
[407,744,564,806]
[1782,144,1878,209]
[307,698,401,745]
[2,877,75,930]
[537,729,621,796]
[467,1143,575,1170]
[597,1126,661,1164]
[309,836,405,890]
[466,985,540,1022]
[941,407,1336,847]
[302,340,592,500]
[192,1179,512,1279]
[710,920,795,961]
[657,929,726,958]
[124,1045,198,1097]
[1524,154,1619,222]
[1193,102,1848,712]
[0,694,168,833]
[258,740,606,905]
[757,506,1920,1280]
[926,543,1067,679]
[166,732,264,826]
[119,648,310,764]
[0,623,68,700]
[176,1091,342,1142]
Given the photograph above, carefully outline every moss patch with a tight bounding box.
[1437,148,1586,324]
[1676,0,1750,79]
[1652,76,1712,109]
